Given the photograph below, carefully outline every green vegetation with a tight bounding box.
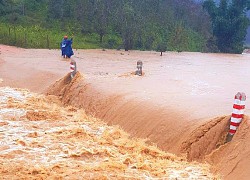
[1,0,248,53]
[0,23,108,49]
[203,0,250,53]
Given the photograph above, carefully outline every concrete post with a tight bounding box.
[70,60,77,79]
[226,92,246,142]
[135,60,143,76]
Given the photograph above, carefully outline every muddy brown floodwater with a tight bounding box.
[1,44,250,179]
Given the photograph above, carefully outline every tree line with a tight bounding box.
[0,0,249,53]
[203,0,250,53]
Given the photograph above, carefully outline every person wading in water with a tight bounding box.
[60,35,74,58]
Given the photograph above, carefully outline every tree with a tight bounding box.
[93,0,109,43]
[156,40,167,56]
[0,0,8,16]
[0,0,214,52]
[203,0,250,53]
[47,0,63,19]
[120,3,137,51]
[168,23,189,52]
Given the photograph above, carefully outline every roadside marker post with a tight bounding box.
[135,60,143,76]
[70,60,77,79]
[226,92,246,142]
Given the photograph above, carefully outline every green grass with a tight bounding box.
[0,22,205,52]
[0,23,120,49]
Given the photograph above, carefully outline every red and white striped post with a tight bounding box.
[70,60,77,79]
[226,92,246,142]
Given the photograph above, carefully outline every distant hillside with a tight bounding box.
[0,0,213,52]
[1,0,249,52]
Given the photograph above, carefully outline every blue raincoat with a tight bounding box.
[60,38,74,58]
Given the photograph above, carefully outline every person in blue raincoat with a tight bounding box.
[60,35,74,58]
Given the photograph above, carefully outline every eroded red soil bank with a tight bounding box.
[46,72,250,179]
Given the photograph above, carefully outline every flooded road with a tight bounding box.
[1,45,250,179]
[1,45,250,119]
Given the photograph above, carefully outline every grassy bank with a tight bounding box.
[0,23,122,49]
